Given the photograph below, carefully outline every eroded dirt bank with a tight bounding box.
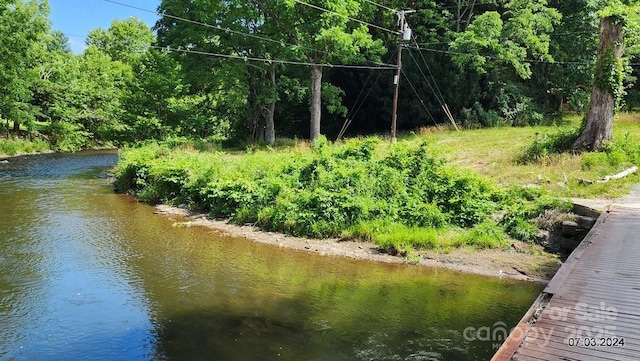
[154,205,564,283]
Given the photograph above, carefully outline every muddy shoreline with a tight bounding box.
[154,204,562,284]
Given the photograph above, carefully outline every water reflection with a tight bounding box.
[0,152,543,360]
[0,152,155,360]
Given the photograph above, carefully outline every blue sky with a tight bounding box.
[48,0,160,53]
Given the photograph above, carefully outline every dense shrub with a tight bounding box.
[581,134,640,171]
[0,136,50,155]
[114,137,568,252]
[519,127,580,163]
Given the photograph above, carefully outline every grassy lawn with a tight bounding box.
[413,113,640,199]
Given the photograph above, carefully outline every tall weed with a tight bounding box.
[114,137,569,253]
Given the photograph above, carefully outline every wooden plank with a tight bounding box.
[535,312,640,332]
[554,290,640,307]
[517,338,638,361]
[560,274,640,285]
[534,317,640,338]
[491,323,532,361]
[544,212,610,295]
[547,296,640,317]
[494,206,640,360]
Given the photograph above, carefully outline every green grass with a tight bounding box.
[114,135,572,254]
[413,112,640,199]
[0,136,51,156]
[113,112,640,255]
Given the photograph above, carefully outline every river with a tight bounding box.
[0,151,542,360]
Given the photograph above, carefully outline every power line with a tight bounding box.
[435,1,497,10]
[405,45,446,108]
[409,35,446,106]
[105,0,322,55]
[106,0,395,68]
[413,30,597,47]
[400,68,438,126]
[62,33,86,39]
[152,45,397,70]
[337,52,396,140]
[407,46,599,66]
[363,0,396,12]
[291,0,398,35]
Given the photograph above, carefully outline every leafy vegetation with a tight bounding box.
[0,136,50,156]
[1,0,639,152]
[2,0,640,258]
[519,127,580,164]
[420,113,640,199]
[115,136,572,254]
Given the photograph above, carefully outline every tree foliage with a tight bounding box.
[573,1,640,151]
[86,18,154,64]
[1,0,640,149]
[0,0,48,132]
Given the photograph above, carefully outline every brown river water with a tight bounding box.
[0,151,542,360]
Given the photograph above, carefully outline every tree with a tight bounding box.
[0,0,49,134]
[281,0,385,141]
[156,0,280,144]
[542,0,600,112]
[38,45,131,148]
[86,17,154,65]
[450,1,561,80]
[573,2,640,151]
[123,48,188,141]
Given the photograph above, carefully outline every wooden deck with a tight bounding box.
[492,206,640,361]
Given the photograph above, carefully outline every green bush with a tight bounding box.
[114,137,569,253]
[500,187,571,242]
[375,224,439,255]
[581,134,640,171]
[457,220,509,249]
[519,127,580,163]
[0,136,50,155]
[47,121,91,152]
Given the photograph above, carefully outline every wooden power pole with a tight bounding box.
[391,10,414,142]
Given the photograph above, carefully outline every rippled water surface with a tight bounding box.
[0,151,543,360]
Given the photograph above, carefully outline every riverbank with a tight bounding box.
[0,150,54,160]
[0,137,52,159]
[0,146,119,161]
[114,139,573,256]
[0,133,119,160]
[153,204,563,283]
[113,118,640,283]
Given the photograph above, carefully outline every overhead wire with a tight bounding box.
[404,43,455,129]
[400,68,438,126]
[363,0,396,12]
[337,51,396,140]
[435,1,497,10]
[106,0,397,69]
[105,0,322,55]
[407,46,601,66]
[408,36,447,107]
[291,0,399,35]
[413,31,597,48]
[62,33,87,39]
[152,45,397,70]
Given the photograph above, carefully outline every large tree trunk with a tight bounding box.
[573,16,624,152]
[13,120,20,133]
[248,71,264,142]
[264,65,276,146]
[310,65,322,141]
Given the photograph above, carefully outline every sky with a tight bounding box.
[48,0,160,53]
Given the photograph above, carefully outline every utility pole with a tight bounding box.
[391,10,414,142]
